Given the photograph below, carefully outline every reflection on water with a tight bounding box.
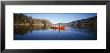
[14,25,64,35]
[14,25,97,40]
[14,25,33,35]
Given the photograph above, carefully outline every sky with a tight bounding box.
[24,13,97,24]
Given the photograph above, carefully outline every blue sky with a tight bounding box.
[24,13,96,24]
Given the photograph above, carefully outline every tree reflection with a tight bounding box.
[14,25,65,35]
[14,25,32,35]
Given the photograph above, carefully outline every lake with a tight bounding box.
[14,25,97,40]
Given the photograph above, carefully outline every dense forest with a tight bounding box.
[14,13,33,24]
[14,13,52,27]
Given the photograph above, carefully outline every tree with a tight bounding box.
[14,13,33,24]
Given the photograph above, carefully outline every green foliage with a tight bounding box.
[14,13,53,27]
[14,13,33,24]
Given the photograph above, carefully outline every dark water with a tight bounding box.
[14,25,97,40]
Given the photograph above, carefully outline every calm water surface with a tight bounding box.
[14,25,97,40]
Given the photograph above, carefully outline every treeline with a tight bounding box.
[70,16,97,29]
[14,13,53,26]
[14,13,33,24]
[32,19,52,25]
